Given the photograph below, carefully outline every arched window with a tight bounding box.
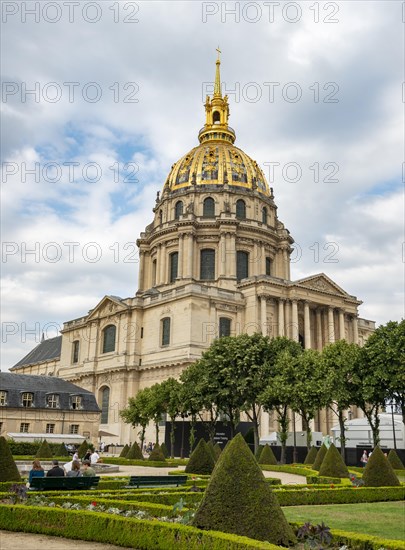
[200,249,215,280]
[203,197,215,218]
[170,252,178,283]
[100,387,110,424]
[219,317,231,337]
[213,111,220,124]
[159,210,163,225]
[266,257,272,276]
[262,207,268,225]
[72,340,79,364]
[161,317,171,346]
[152,259,157,286]
[174,201,183,220]
[236,199,246,220]
[236,251,249,281]
[102,325,116,354]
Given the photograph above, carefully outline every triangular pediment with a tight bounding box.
[293,274,351,297]
[87,295,128,320]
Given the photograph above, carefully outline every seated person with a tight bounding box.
[67,460,82,477]
[82,459,96,477]
[90,450,100,464]
[29,459,45,484]
[46,459,65,477]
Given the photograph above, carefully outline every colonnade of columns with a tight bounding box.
[259,296,359,345]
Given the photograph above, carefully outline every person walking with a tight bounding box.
[46,460,65,477]
[360,450,368,467]
[28,460,45,484]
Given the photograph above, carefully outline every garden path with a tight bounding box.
[0,530,126,550]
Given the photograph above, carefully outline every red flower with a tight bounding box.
[330,484,335,489]
[91,501,97,506]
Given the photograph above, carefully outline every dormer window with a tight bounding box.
[46,394,59,409]
[22,392,33,408]
[0,391,7,406]
[71,395,82,410]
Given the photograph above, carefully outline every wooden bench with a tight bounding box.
[29,476,100,491]
[124,475,187,489]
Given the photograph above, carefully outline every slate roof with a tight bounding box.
[11,336,62,369]
[0,373,100,412]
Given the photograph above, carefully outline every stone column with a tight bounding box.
[328,307,335,343]
[219,232,226,277]
[278,299,285,337]
[156,245,162,285]
[339,310,345,340]
[291,299,299,341]
[229,233,236,277]
[282,247,288,279]
[253,242,259,276]
[304,301,311,349]
[138,250,145,291]
[352,315,359,344]
[316,309,323,350]
[177,235,183,278]
[285,300,291,339]
[160,242,167,284]
[185,234,193,279]
[260,296,267,335]
[260,411,270,438]
[261,243,266,274]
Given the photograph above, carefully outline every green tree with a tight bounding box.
[0,437,21,482]
[146,383,167,446]
[321,340,362,458]
[260,338,303,463]
[120,387,153,452]
[158,377,183,458]
[289,349,329,450]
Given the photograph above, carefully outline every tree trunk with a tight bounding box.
[170,418,176,458]
[302,414,312,451]
[361,406,381,447]
[338,410,346,459]
[189,414,196,453]
[155,422,159,445]
[251,407,260,454]
[140,426,146,454]
[277,405,289,465]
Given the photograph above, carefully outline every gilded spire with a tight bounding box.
[214,46,221,97]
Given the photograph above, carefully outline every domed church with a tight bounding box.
[11,55,375,444]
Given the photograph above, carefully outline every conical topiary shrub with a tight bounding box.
[312,443,327,471]
[148,443,166,462]
[207,441,217,462]
[55,442,70,457]
[363,446,400,487]
[387,449,404,470]
[213,443,222,460]
[77,440,89,458]
[119,444,130,458]
[192,433,295,545]
[185,438,215,475]
[254,444,264,460]
[318,443,349,478]
[160,442,169,458]
[126,441,144,460]
[258,444,277,465]
[304,446,319,465]
[35,439,53,459]
[0,437,21,482]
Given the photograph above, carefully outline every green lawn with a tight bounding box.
[283,501,405,540]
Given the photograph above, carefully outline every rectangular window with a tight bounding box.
[0,391,7,406]
[200,249,215,280]
[236,251,249,282]
[140,327,144,338]
[170,252,178,283]
[46,423,55,434]
[0,422,3,432]
[20,423,29,433]
[266,257,272,276]
[69,424,79,434]
[72,340,80,363]
[46,394,59,408]
[22,392,33,408]
[71,396,82,410]
[219,317,231,338]
[161,318,170,346]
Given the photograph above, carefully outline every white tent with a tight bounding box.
[331,414,404,450]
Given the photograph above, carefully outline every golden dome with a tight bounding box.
[165,51,270,196]
[166,142,270,196]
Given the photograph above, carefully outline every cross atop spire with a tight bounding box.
[214,46,222,97]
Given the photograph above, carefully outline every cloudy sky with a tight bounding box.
[1,1,403,369]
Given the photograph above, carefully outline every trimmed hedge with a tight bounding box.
[289,522,405,550]
[388,449,404,470]
[363,446,400,487]
[35,439,53,459]
[148,444,166,462]
[119,444,130,458]
[303,446,318,465]
[126,441,144,460]
[318,443,349,478]
[260,464,315,477]
[312,443,327,471]
[306,475,342,485]
[102,457,172,467]
[185,439,215,475]
[0,437,21,482]
[276,486,405,506]
[257,444,277,466]
[0,505,282,549]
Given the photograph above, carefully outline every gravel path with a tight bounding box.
[0,531,126,550]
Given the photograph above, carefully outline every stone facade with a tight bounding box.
[11,57,375,445]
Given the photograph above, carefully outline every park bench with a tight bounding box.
[124,475,187,489]
[29,476,100,491]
